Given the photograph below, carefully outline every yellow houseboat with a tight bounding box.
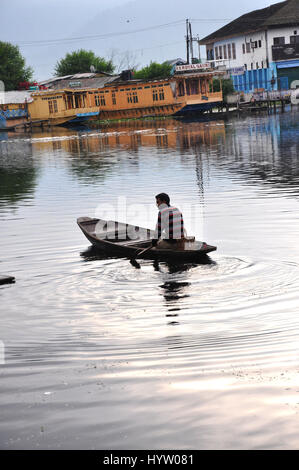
[29,89,100,126]
[0,64,224,129]
[0,88,100,129]
[92,64,224,120]
[0,91,33,130]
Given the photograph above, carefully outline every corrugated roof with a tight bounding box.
[199,0,298,44]
[0,91,33,104]
[38,73,119,89]
[71,73,96,79]
[39,75,73,85]
[264,0,299,25]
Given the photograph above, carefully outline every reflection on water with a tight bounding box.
[0,140,39,210]
[2,110,299,449]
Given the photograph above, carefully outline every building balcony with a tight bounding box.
[272,43,299,62]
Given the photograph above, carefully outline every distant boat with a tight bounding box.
[77,217,217,261]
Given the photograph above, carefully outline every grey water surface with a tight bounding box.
[1,110,299,449]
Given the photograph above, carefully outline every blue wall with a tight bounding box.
[232,68,273,92]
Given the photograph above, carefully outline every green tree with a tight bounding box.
[133,61,172,80]
[0,42,33,91]
[212,78,235,102]
[54,49,114,76]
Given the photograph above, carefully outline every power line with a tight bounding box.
[17,19,186,47]
[33,41,186,68]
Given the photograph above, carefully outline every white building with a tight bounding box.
[199,0,299,92]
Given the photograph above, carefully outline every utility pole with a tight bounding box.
[189,21,194,63]
[186,19,201,64]
[186,19,190,64]
[197,36,201,63]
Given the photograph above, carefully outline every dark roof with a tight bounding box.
[39,74,119,90]
[164,58,187,66]
[200,0,299,44]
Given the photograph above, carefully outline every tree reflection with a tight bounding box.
[0,140,38,208]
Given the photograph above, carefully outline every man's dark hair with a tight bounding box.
[155,192,170,206]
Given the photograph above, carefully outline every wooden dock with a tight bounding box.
[0,275,15,285]
[0,119,52,132]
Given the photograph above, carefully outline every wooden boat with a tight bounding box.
[77,217,216,261]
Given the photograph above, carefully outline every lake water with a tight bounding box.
[1,109,299,450]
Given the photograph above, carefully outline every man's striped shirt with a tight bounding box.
[154,203,184,240]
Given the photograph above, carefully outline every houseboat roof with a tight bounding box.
[0,91,33,105]
[39,73,119,90]
[199,0,298,44]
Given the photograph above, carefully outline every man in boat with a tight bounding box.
[152,193,185,250]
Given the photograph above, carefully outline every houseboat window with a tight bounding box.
[189,80,199,95]
[159,89,165,100]
[219,45,223,59]
[186,81,190,95]
[75,95,82,108]
[95,95,100,106]
[152,89,158,101]
[67,95,73,109]
[228,44,232,58]
[242,44,245,54]
[215,46,218,59]
[138,87,142,90]
[100,96,106,106]
[144,86,150,89]
[48,100,58,114]
[178,81,185,96]
[246,42,251,53]
[258,40,262,47]
[127,92,138,103]
[112,92,116,105]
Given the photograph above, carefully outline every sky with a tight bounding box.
[1,0,274,80]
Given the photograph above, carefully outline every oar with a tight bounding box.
[133,244,153,259]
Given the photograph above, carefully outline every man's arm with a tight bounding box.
[152,211,161,246]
